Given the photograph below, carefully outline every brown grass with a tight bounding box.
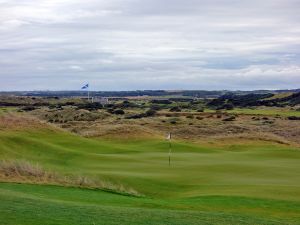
[0,160,141,196]
[0,113,51,131]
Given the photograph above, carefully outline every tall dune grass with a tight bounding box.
[0,160,140,196]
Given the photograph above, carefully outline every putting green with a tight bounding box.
[1,127,300,224]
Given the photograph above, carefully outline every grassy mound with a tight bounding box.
[1,114,300,224]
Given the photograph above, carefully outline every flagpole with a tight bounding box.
[167,132,172,166]
[168,139,171,166]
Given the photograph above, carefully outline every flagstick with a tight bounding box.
[168,140,171,166]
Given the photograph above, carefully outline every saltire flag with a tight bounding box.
[81,83,89,89]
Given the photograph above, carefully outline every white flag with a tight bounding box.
[166,133,171,140]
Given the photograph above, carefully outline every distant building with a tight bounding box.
[92,97,109,105]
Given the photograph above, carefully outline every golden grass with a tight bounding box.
[0,113,49,131]
[0,160,141,196]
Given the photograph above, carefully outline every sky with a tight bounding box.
[0,0,300,91]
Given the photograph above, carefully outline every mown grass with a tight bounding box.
[1,182,300,225]
[1,128,300,200]
[1,123,300,224]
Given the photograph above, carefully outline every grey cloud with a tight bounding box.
[0,0,299,91]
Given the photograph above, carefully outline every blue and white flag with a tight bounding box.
[81,83,89,89]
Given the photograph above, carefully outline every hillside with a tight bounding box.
[1,112,300,224]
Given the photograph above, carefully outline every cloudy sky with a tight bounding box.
[0,0,300,91]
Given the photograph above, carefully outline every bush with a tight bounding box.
[150,99,172,104]
[113,109,125,115]
[197,108,204,112]
[170,106,181,112]
[125,114,143,119]
[222,103,234,110]
[196,116,204,120]
[150,105,162,111]
[288,116,300,120]
[186,115,194,119]
[145,109,156,117]
[76,102,103,111]
[21,106,36,111]
[169,118,179,124]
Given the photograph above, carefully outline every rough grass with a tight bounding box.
[0,160,140,196]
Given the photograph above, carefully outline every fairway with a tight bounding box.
[1,123,300,224]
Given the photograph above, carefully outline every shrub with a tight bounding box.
[125,114,143,119]
[107,108,114,114]
[76,102,103,111]
[288,116,300,120]
[113,109,125,115]
[150,99,172,104]
[150,105,162,111]
[21,106,36,111]
[169,118,179,124]
[186,115,194,119]
[145,109,156,117]
[196,116,204,120]
[220,103,234,110]
[170,106,181,112]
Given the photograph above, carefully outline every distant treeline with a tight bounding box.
[1,89,299,98]
[208,91,300,109]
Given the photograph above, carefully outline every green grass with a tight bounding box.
[1,182,300,225]
[0,107,17,115]
[1,126,300,224]
[228,108,300,117]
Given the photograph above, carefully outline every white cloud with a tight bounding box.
[0,0,299,90]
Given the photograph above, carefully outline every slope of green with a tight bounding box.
[1,182,300,225]
[1,128,300,200]
[1,122,300,224]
